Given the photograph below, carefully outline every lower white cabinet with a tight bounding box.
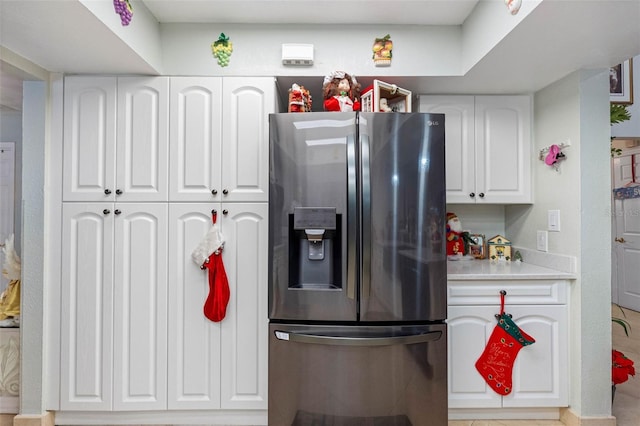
[60,203,168,411]
[60,202,268,412]
[447,280,569,410]
[168,203,268,410]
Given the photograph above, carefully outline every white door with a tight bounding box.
[221,77,274,202]
[169,77,223,202]
[475,96,532,204]
[60,203,114,410]
[63,77,117,202]
[612,152,640,311]
[504,305,568,407]
[220,203,269,409]
[0,143,15,293]
[167,203,222,409]
[447,305,502,408]
[419,96,476,203]
[112,203,168,410]
[116,77,169,202]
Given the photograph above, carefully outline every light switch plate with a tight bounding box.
[548,210,561,232]
[537,230,548,252]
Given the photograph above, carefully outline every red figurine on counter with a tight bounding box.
[446,212,465,256]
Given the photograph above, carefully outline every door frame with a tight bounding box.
[611,144,640,306]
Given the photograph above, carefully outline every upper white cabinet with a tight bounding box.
[169,77,274,202]
[420,95,532,204]
[63,76,169,202]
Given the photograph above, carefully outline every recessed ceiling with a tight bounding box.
[141,0,480,25]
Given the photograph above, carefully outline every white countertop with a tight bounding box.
[447,258,576,280]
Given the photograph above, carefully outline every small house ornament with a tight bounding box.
[488,235,512,261]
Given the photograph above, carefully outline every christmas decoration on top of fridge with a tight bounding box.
[113,0,133,26]
[211,33,233,67]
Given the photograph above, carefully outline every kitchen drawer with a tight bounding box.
[447,280,568,305]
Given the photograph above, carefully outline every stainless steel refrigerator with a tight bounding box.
[268,112,447,426]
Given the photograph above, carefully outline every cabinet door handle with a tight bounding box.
[114,209,122,215]
[222,189,229,195]
[469,192,475,198]
[479,193,485,198]
[104,189,112,195]
[103,209,111,215]
[115,189,123,195]
[211,189,218,195]
[223,209,228,215]
[615,237,626,243]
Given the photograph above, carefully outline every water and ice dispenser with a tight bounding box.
[289,207,342,290]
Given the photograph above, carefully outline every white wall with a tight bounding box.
[506,69,612,418]
[0,110,22,253]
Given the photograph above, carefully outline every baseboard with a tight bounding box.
[13,411,55,426]
[560,407,616,426]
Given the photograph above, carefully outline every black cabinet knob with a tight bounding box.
[114,209,122,215]
[223,209,228,215]
[115,189,123,195]
[104,189,112,195]
[212,189,218,195]
[103,209,110,215]
[469,192,475,198]
[222,189,229,195]
[479,193,485,198]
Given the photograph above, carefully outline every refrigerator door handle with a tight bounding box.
[360,130,371,299]
[347,132,357,300]
[273,330,442,347]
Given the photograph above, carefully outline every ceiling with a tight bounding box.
[1,0,640,112]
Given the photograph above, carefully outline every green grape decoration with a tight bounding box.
[211,33,233,67]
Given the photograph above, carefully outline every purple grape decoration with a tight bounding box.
[113,0,133,26]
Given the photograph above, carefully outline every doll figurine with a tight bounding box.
[323,71,361,112]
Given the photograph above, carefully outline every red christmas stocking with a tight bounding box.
[475,297,535,395]
[203,250,230,322]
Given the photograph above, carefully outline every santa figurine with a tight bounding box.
[446,212,465,256]
[323,71,361,112]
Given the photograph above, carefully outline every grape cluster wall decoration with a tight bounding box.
[113,0,133,26]
[211,33,233,67]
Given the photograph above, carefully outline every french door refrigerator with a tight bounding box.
[268,112,447,426]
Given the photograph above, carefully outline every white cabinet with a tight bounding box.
[63,76,169,202]
[447,280,568,410]
[59,75,273,417]
[167,203,268,410]
[60,203,168,411]
[420,95,532,204]
[170,77,273,202]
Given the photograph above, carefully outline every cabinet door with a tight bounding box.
[220,203,269,409]
[475,96,532,204]
[167,203,222,409]
[447,305,502,408]
[503,305,568,407]
[63,77,117,202]
[60,203,114,410]
[221,78,274,202]
[112,203,168,410]
[169,78,224,202]
[116,77,169,202]
[419,96,476,203]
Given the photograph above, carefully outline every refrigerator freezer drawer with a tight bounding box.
[268,323,447,426]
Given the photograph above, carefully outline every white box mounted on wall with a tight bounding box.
[282,44,314,66]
